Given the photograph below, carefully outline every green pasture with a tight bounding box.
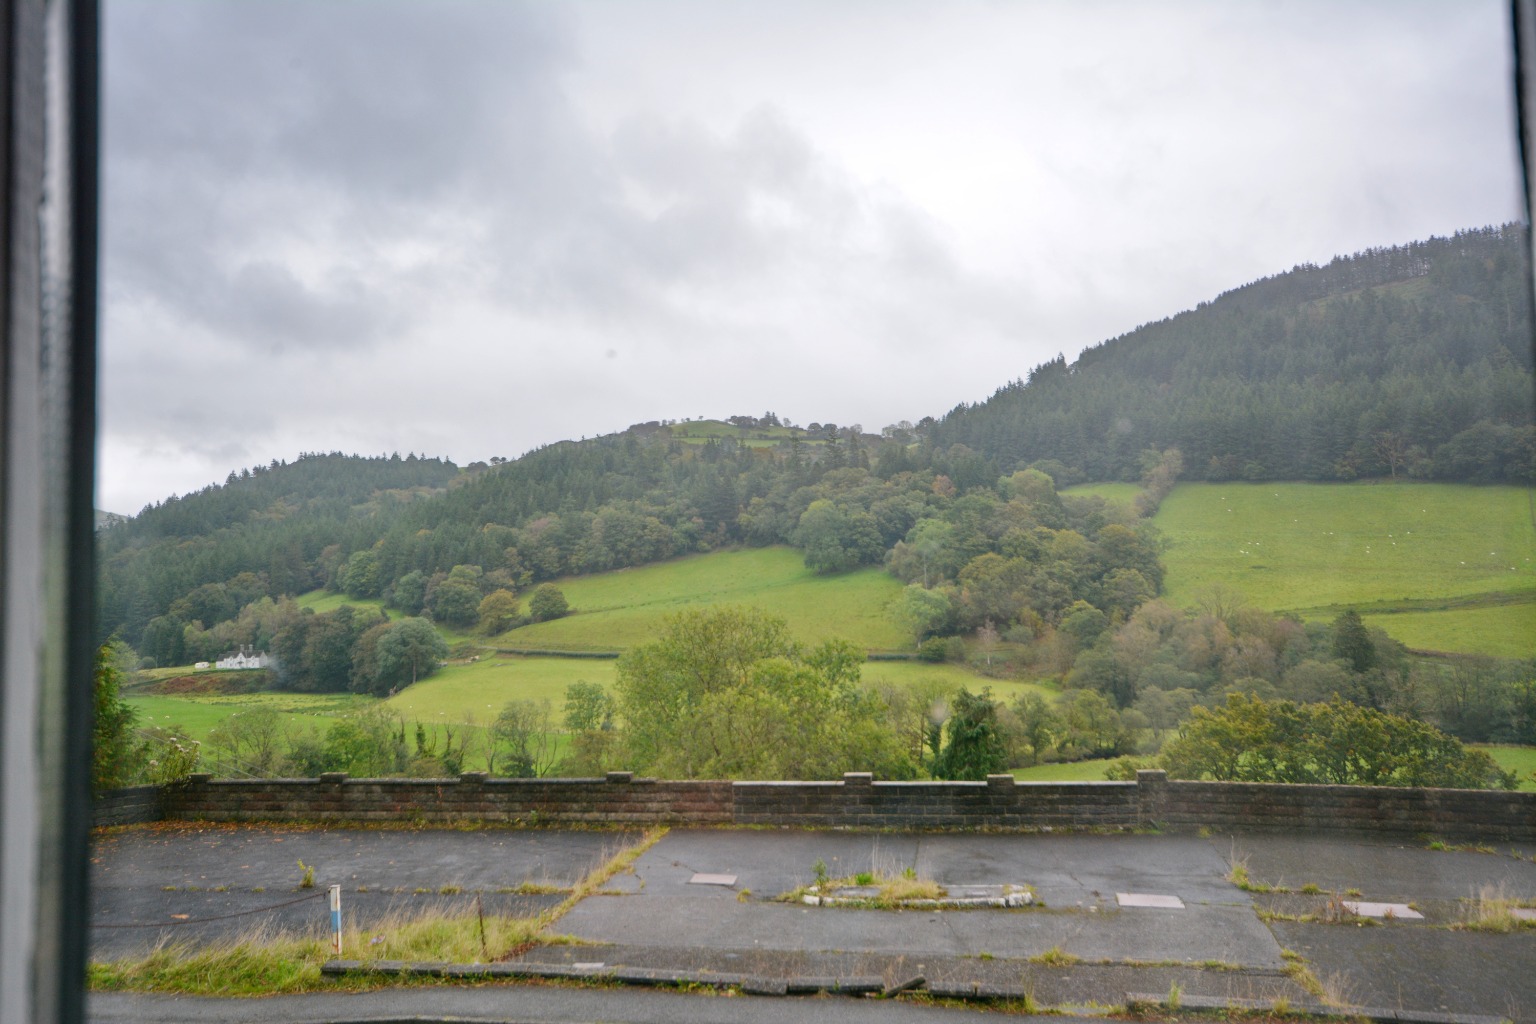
[1360,604,1536,659]
[124,691,367,743]
[1061,482,1141,505]
[497,547,908,652]
[1153,482,1536,656]
[1011,758,1120,782]
[859,660,1056,705]
[665,419,803,442]
[385,656,616,724]
[1478,745,1536,791]
[294,591,393,618]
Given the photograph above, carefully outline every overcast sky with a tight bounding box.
[99,0,1524,515]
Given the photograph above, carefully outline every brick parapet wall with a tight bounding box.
[96,769,1536,839]
[157,771,733,826]
[733,773,1144,828]
[92,785,164,827]
[1156,777,1534,839]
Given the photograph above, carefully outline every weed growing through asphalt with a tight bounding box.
[1456,883,1535,932]
[297,860,315,889]
[88,826,669,996]
[1029,945,1080,966]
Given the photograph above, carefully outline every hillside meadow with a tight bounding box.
[1151,482,1536,657]
[497,546,909,652]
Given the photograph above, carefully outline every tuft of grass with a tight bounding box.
[1226,847,1277,892]
[87,926,324,996]
[1166,981,1181,1010]
[89,828,669,996]
[878,875,944,902]
[1456,883,1535,932]
[1029,945,1080,966]
[297,860,314,889]
[438,885,462,895]
[1300,882,1321,894]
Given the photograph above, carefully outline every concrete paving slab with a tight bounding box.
[92,823,634,891]
[88,824,629,960]
[88,985,1076,1024]
[556,889,1282,966]
[90,887,565,960]
[630,828,923,896]
[644,829,1241,910]
[687,873,737,886]
[1216,832,1536,903]
[552,829,1282,966]
[518,943,1309,1010]
[87,824,1534,1022]
[913,832,1242,908]
[1268,918,1536,1021]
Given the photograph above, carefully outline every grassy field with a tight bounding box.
[125,691,369,743]
[1061,482,1141,505]
[385,656,616,724]
[497,547,908,652]
[1153,482,1536,657]
[1479,744,1536,791]
[295,591,393,618]
[859,661,1056,705]
[1011,759,1120,782]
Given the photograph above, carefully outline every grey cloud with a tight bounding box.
[105,1,584,355]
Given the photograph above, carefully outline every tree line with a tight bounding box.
[932,225,1533,485]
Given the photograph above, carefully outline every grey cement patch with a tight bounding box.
[1116,893,1184,908]
[1513,907,1536,922]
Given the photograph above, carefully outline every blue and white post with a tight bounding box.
[329,884,343,955]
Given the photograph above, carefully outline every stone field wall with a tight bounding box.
[95,770,1535,839]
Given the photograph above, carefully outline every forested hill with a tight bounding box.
[99,453,459,638]
[98,225,1534,658]
[931,224,1534,483]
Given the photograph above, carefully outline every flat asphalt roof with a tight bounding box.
[88,823,1536,1023]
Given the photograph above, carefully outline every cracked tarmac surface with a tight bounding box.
[89,823,1536,1022]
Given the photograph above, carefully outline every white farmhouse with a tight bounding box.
[215,645,270,670]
